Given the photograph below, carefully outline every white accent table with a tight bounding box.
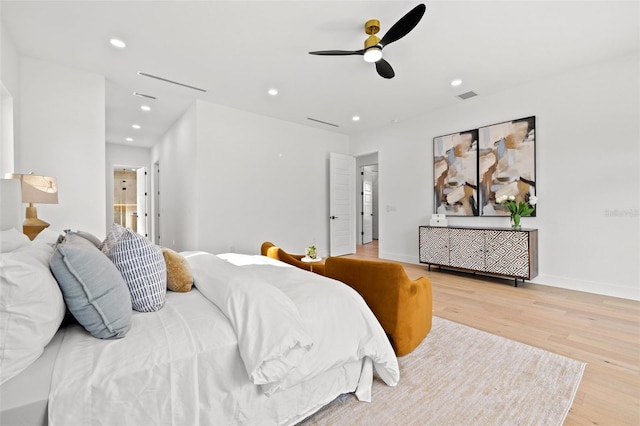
[301,256,323,273]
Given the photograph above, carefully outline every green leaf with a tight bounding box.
[521,206,534,216]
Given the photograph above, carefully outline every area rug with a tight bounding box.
[300,316,586,426]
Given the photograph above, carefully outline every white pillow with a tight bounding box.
[0,242,66,384]
[33,227,63,246]
[0,228,31,253]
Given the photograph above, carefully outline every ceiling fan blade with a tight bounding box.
[375,59,395,79]
[379,3,426,47]
[309,49,364,56]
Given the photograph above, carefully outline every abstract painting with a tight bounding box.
[478,116,536,216]
[433,129,479,216]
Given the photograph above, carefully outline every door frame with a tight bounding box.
[355,152,379,246]
[110,164,149,239]
[361,167,374,244]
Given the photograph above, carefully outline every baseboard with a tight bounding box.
[380,251,639,301]
[531,274,640,301]
[378,251,417,265]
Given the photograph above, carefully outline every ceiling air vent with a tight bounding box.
[307,117,339,127]
[133,92,157,100]
[138,72,207,93]
[457,91,478,100]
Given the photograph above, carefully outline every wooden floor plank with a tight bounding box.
[345,240,640,425]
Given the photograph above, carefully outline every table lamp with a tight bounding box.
[6,173,59,240]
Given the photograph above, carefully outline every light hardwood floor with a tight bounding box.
[346,240,640,425]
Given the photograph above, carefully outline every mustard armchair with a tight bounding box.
[260,241,326,275]
[324,256,432,356]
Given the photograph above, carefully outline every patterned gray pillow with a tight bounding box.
[102,224,167,312]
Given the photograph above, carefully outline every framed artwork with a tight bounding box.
[433,129,479,216]
[478,116,536,216]
[433,116,536,217]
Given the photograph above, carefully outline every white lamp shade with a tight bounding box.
[21,174,58,204]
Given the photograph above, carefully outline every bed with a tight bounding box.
[0,178,399,425]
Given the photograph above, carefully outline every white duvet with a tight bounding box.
[48,253,398,425]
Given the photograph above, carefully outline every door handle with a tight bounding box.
[330,216,339,220]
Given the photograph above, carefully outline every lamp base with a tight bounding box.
[23,205,50,240]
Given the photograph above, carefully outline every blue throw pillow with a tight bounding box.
[50,232,132,339]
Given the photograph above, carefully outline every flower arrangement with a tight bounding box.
[305,245,317,259]
[496,194,538,229]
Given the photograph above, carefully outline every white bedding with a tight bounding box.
[48,253,399,425]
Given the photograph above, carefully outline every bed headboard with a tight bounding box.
[1,178,22,231]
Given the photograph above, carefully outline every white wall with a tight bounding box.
[152,100,350,256]
[105,143,151,235]
[195,101,350,256]
[151,104,198,251]
[0,25,19,177]
[16,57,106,237]
[351,54,640,301]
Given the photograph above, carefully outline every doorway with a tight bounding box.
[356,153,379,248]
[361,165,378,244]
[112,166,149,239]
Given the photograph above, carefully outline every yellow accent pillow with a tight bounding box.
[162,247,193,292]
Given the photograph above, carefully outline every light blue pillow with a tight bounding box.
[76,229,103,249]
[50,232,132,339]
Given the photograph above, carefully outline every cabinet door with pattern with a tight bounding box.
[449,228,485,271]
[485,230,530,278]
[419,227,449,265]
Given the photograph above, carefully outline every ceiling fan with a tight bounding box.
[309,3,426,79]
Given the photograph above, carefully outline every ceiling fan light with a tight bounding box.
[364,47,383,63]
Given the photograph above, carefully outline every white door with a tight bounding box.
[329,152,356,256]
[362,170,373,244]
[153,162,160,245]
[136,167,148,239]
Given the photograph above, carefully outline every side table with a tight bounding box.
[301,256,323,273]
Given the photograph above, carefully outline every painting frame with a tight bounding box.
[432,116,536,218]
[478,116,536,217]
[433,128,480,216]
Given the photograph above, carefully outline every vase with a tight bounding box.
[510,214,521,229]
[305,246,317,259]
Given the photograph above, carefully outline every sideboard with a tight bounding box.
[418,225,538,286]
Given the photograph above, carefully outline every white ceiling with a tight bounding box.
[2,1,638,148]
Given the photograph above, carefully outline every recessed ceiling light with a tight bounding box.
[126,137,133,142]
[140,105,151,111]
[450,79,462,87]
[352,116,361,122]
[109,38,126,49]
[268,88,278,96]
[132,124,141,129]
